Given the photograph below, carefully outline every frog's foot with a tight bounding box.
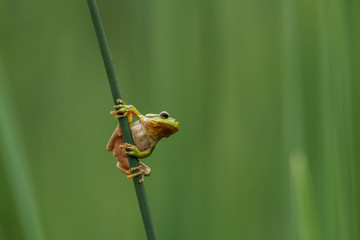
[116,162,145,183]
[110,99,130,119]
[127,166,146,183]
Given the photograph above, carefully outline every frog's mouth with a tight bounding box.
[159,121,179,134]
[147,119,180,139]
[171,120,180,131]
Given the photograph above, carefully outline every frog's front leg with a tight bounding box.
[119,143,152,159]
[110,99,144,122]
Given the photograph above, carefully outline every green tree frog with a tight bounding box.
[106,99,180,183]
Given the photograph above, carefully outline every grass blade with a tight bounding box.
[281,0,321,239]
[318,0,357,238]
[290,152,321,240]
[0,58,44,240]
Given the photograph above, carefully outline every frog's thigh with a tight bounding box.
[116,161,131,175]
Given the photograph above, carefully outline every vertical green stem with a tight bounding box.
[87,1,158,239]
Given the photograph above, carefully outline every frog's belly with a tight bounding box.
[132,130,151,152]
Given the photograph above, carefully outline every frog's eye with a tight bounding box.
[160,111,169,119]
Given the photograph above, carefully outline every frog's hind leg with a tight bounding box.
[127,162,151,183]
[115,154,131,175]
[116,160,149,183]
[106,124,122,151]
[139,162,151,177]
[116,161,131,175]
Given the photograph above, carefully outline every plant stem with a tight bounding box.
[87,1,158,239]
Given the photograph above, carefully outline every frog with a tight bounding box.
[106,99,180,183]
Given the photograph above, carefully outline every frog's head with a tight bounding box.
[143,111,180,140]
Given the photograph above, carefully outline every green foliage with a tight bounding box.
[0,0,359,239]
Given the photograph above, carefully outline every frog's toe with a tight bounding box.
[110,109,127,118]
[113,100,126,110]
[116,99,126,105]
[127,171,142,179]
[130,166,142,172]
[127,170,145,183]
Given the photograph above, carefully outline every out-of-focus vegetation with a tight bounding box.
[0,0,359,239]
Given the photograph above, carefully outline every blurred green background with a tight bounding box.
[0,0,359,239]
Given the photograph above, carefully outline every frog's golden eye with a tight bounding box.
[160,111,169,119]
